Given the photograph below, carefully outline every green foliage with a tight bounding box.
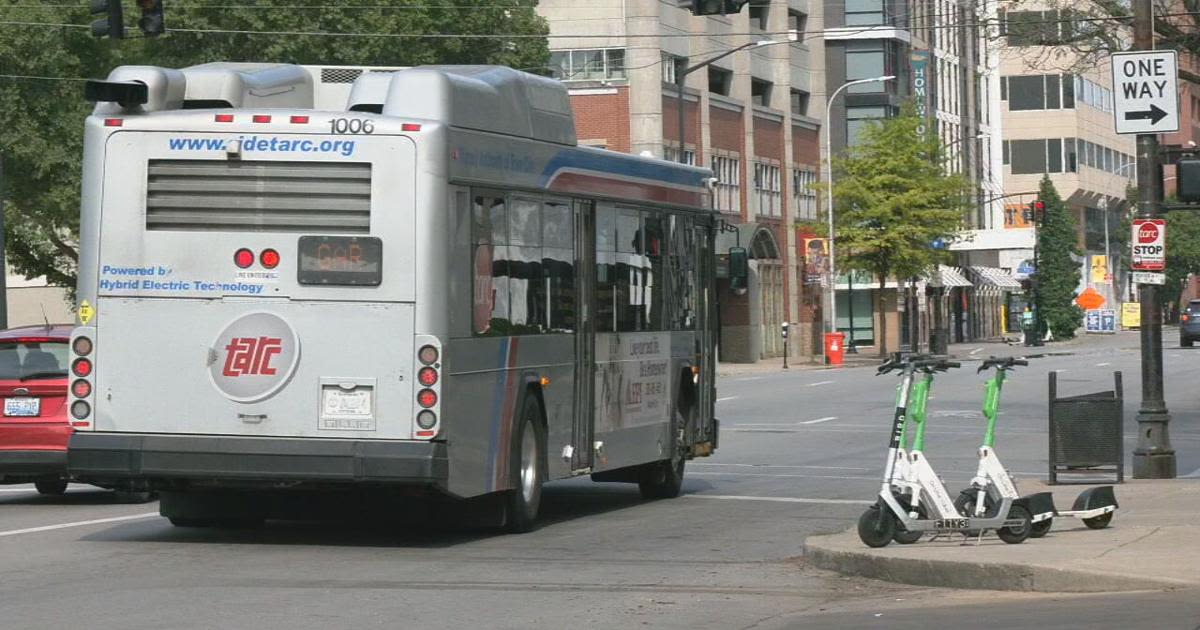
[1032,176,1083,339]
[0,1,550,290]
[828,105,970,352]
[1163,209,1200,292]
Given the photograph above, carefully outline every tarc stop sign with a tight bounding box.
[1131,218,1166,271]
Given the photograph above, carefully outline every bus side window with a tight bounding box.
[472,194,510,336]
[595,206,618,333]
[668,215,697,330]
[508,197,544,334]
[542,200,575,333]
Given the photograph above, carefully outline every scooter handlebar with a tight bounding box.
[978,356,1030,372]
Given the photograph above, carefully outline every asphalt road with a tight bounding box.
[2,330,1200,629]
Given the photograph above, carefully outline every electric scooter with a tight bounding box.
[957,357,1117,536]
[858,355,1033,548]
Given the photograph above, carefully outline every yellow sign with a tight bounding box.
[1091,255,1108,283]
[1122,302,1141,329]
[78,300,95,325]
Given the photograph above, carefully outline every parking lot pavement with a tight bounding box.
[804,478,1200,592]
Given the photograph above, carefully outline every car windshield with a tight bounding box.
[0,340,69,380]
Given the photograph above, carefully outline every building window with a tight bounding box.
[845,0,886,26]
[1065,137,1077,172]
[845,41,888,93]
[792,169,818,220]
[751,78,773,107]
[549,48,626,81]
[790,89,810,116]
[749,1,769,30]
[712,155,741,212]
[788,10,807,40]
[1074,75,1114,112]
[846,106,887,145]
[754,162,782,218]
[664,145,696,165]
[1003,10,1069,46]
[1005,74,1075,111]
[708,66,733,96]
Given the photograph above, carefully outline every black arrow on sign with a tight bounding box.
[1125,104,1168,124]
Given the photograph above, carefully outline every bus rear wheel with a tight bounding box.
[504,395,545,534]
[638,457,684,499]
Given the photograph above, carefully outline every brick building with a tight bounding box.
[537,0,825,363]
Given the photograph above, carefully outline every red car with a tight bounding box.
[0,324,76,494]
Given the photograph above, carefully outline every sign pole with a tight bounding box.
[1130,0,1176,478]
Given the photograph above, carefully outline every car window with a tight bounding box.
[1189,301,1200,312]
[0,340,69,380]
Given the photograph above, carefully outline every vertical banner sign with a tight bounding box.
[911,50,931,136]
[802,237,828,284]
[1091,255,1109,283]
[1131,218,1166,270]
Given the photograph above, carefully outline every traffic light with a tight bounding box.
[1023,199,1045,223]
[685,0,752,15]
[137,0,165,37]
[90,0,125,40]
[1178,158,1200,202]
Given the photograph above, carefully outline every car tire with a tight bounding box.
[34,479,68,496]
[1183,337,1194,348]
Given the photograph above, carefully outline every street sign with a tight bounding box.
[1111,50,1180,135]
[1086,309,1118,334]
[1131,218,1166,270]
[1076,287,1106,310]
[1122,302,1141,328]
[1132,271,1166,285]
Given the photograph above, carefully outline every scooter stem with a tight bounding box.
[909,371,933,453]
[981,368,1006,448]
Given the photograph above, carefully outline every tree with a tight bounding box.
[1033,175,1084,339]
[829,106,971,356]
[0,0,549,292]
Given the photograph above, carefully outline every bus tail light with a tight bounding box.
[260,249,280,269]
[215,114,234,123]
[290,115,309,124]
[234,248,255,268]
[70,330,96,427]
[252,114,272,123]
[72,358,93,378]
[104,118,123,127]
[414,336,442,439]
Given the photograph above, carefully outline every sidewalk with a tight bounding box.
[803,478,1200,592]
[716,329,1146,377]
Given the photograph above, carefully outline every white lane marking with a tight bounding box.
[1183,467,1200,479]
[685,494,871,506]
[716,396,738,402]
[0,488,38,493]
[1096,362,1112,367]
[0,512,159,538]
[800,416,838,425]
[806,380,834,387]
[693,462,871,471]
[734,377,764,382]
[969,347,983,356]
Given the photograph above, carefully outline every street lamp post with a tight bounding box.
[674,31,798,165]
[823,75,895,346]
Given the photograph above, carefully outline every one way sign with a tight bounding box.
[1112,50,1180,135]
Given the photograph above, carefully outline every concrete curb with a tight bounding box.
[803,531,1190,593]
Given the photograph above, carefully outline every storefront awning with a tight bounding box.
[928,265,973,288]
[968,266,1023,291]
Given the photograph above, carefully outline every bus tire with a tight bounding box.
[638,457,685,499]
[504,395,545,533]
[35,479,68,496]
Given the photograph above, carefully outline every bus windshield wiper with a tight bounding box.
[19,370,68,381]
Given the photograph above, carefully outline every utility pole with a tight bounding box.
[1131,0,1176,478]
[0,154,7,329]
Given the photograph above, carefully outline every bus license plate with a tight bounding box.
[3,397,41,417]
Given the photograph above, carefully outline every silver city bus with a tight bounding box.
[67,64,721,530]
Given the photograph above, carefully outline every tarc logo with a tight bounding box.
[209,312,300,402]
[1138,223,1159,243]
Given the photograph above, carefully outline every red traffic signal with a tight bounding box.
[137,0,165,37]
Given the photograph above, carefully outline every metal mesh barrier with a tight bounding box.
[1048,371,1124,484]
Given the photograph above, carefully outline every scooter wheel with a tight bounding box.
[892,499,925,544]
[857,505,896,548]
[1082,512,1113,529]
[997,504,1032,544]
[1030,518,1053,538]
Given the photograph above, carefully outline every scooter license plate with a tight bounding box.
[936,518,969,529]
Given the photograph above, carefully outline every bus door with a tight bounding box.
[695,220,717,443]
[571,199,596,471]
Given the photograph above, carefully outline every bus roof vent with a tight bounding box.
[347,71,396,113]
[180,63,314,109]
[381,66,576,146]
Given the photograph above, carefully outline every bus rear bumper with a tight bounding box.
[67,432,448,489]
